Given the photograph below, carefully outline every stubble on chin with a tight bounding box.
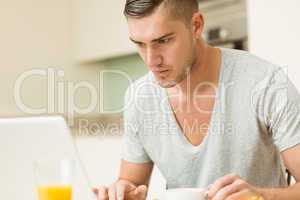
[157,78,177,88]
[156,53,195,88]
[156,64,191,88]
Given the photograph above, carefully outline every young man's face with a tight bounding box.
[127,9,198,88]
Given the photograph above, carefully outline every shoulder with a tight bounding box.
[125,72,161,102]
[220,48,282,83]
[124,72,164,117]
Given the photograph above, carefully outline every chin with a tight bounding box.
[157,72,188,88]
[157,78,177,88]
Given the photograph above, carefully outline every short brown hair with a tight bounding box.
[124,0,199,24]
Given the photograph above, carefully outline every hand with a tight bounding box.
[207,173,264,200]
[94,179,148,200]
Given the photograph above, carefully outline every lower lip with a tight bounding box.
[158,70,170,77]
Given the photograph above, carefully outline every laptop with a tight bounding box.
[0,116,96,200]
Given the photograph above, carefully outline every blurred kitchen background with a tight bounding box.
[1,0,299,198]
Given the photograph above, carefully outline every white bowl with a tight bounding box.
[165,188,207,200]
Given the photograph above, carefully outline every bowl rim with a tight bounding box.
[166,187,206,193]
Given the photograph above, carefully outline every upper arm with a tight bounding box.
[120,84,154,186]
[118,159,154,186]
[281,144,300,182]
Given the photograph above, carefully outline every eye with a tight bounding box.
[158,38,172,44]
[136,42,146,48]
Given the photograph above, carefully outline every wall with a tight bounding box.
[100,54,147,112]
[0,0,113,118]
[247,0,300,88]
[72,0,136,62]
[0,0,147,117]
[0,0,72,116]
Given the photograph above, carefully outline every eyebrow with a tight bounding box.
[130,32,175,44]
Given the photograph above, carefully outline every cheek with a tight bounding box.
[165,43,191,69]
[163,43,185,65]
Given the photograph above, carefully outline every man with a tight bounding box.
[96,0,300,199]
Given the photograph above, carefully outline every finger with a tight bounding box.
[97,186,109,200]
[127,185,148,200]
[108,185,117,200]
[136,185,148,199]
[212,179,248,200]
[116,184,126,200]
[208,173,240,198]
[116,182,136,200]
[226,189,263,200]
[93,188,98,195]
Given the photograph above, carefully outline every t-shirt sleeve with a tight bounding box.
[121,86,152,163]
[262,67,300,152]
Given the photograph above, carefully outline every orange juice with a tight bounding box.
[37,185,72,200]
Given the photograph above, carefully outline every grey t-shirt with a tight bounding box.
[122,48,300,189]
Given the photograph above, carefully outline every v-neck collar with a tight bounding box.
[162,48,225,152]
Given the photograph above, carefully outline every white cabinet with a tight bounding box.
[73,0,136,62]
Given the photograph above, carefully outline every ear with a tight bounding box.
[191,12,204,39]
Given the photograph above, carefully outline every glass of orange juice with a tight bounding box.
[34,159,74,200]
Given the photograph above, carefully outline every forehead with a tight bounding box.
[127,12,185,42]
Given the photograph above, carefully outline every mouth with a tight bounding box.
[156,69,171,78]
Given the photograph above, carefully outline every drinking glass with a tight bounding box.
[34,159,74,200]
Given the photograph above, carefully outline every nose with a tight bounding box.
[145,48,162,69]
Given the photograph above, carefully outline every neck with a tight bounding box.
[171,43,221,99]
